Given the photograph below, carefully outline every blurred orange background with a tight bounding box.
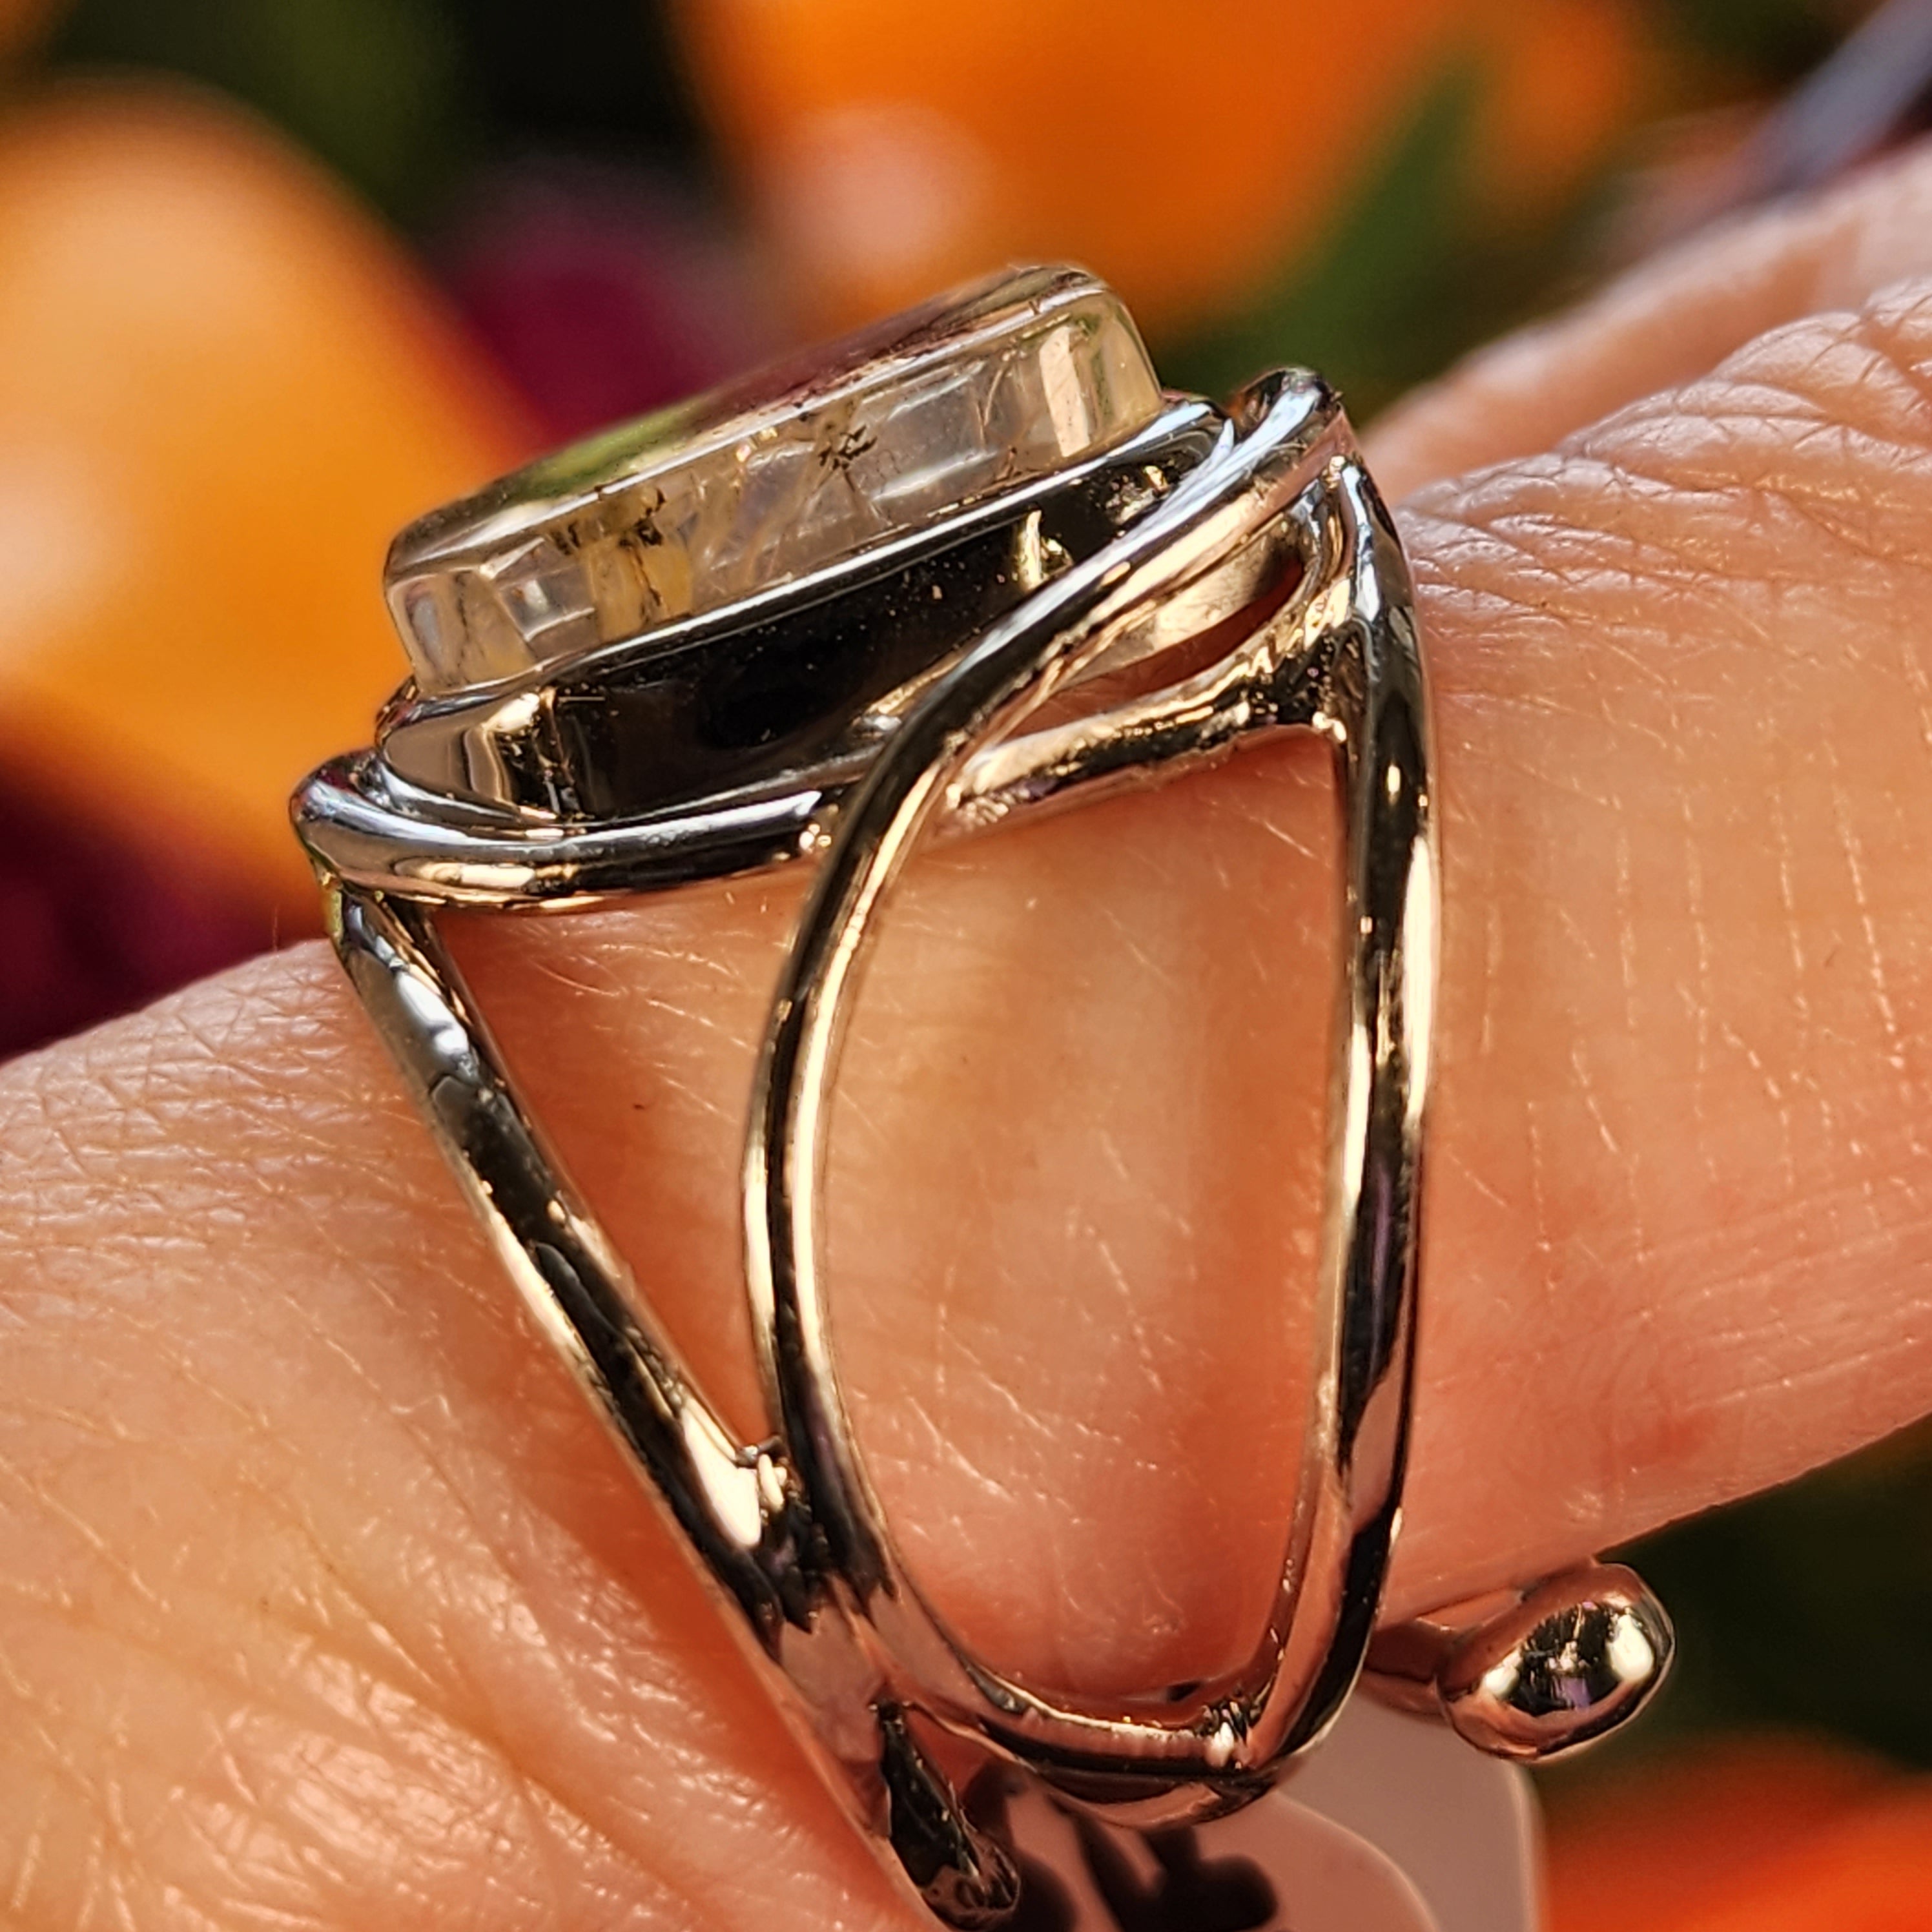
[678,0,1642,335]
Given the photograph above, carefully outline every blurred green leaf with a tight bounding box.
[1650,0,1850,81]
[1536,1422,1932,1807]
[50,0,710,224]
[52,0,475,219]
[461,0,703,167]
[1619,1421,1932,1769]
[1160,65,1614,426]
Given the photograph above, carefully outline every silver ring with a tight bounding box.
[293,267,1672,1927]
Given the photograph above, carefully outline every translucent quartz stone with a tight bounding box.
[385,266,1166,694]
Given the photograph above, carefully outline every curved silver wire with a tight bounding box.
[294,365,1670,1927]
[744,371,1434,1797]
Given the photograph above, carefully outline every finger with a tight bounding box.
[1367,134,1932,497]
[8,283,1932,1925]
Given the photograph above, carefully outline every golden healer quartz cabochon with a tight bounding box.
[384,267,1166,694]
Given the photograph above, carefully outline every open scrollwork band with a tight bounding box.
[294,278,1670,1928]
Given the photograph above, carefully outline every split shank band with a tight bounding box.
[292,269,1670,1927]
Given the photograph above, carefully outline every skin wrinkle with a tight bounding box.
[3,254,1932,1927]
[1677,683,1720,1195]
[1386,300,1932,1598]
[0,1004,865,1924]
[1366,141,1932,498]
[8,1551,457,1864]
[92,1584,672,1932]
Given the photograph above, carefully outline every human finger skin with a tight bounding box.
[5,287,1932,1927]
[1367,136,1932,497]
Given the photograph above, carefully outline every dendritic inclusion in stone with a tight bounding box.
[385,266,1166,694]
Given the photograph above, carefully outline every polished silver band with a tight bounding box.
[294,302,1670,1927]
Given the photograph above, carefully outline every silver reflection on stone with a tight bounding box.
[292,266,1672,1929]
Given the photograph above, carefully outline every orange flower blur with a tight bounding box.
[0,84,528,918]
[676,0,1642,334]
[1548,1738,1932,1932]
[0,0,64,64]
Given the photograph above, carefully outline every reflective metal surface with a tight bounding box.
[291,268,1670,1929]
[743,371,1430,1812]
[299,401,1228,907]
[1364,1564,1674,1761]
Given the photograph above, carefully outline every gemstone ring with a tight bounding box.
[293,267,1672,1929]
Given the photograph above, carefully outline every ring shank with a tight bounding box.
[745,374,1436,1796]
[296,367,1441,1925]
